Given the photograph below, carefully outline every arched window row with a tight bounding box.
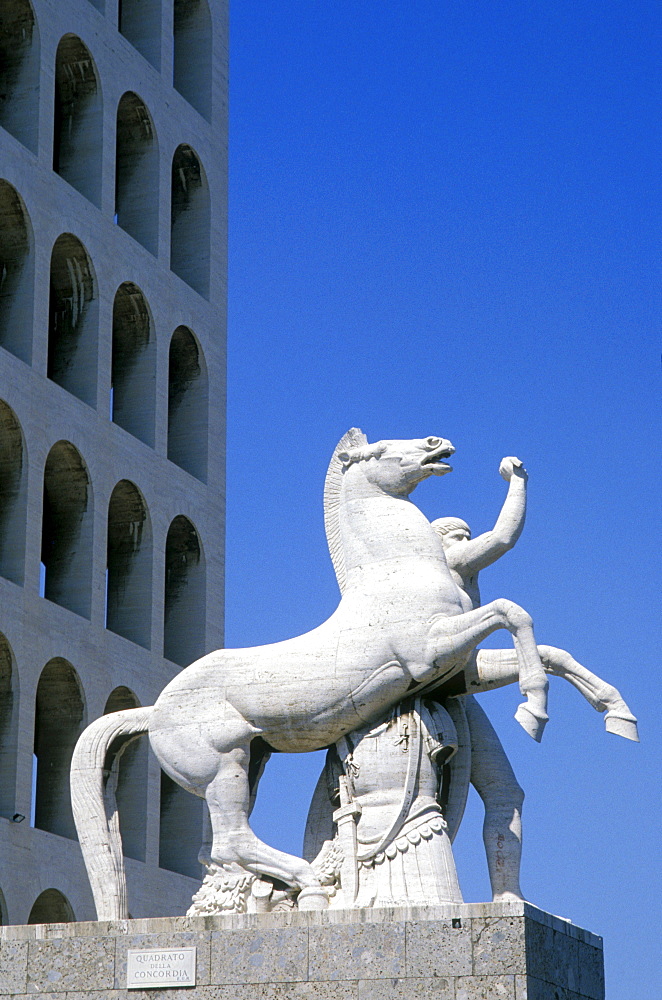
[0,178,211,439]
[0,406,208,636]
[0,403,208,632]
[53,56,212,278]
[4,15,212,275]
[26,444,207,648]
[1,0,215,115]
[4,72,212,288]
[40,442,207,655]
[4,18,211,278]
[0,175,210,462]
[116,133,212,297]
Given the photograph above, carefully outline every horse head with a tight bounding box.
[338,435,455,497]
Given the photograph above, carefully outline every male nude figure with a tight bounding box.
[431,456,638,900]
[433,456,638,741]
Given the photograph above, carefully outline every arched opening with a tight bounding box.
[53,35,102,206]
[111,282,155,445]
[33,658,86,839]
[159,770,203,878]
[41,441,93,618]
[0,634,19,820]
[0,0,40,153]
[163,515,205,666]
[118,0,161,70]
[28,888,75,924]
[106,480,152,648]
[104,686,147,862]
[0,180,34,363]
[115,92,159,253]
[167,326,208,480]
[47,233,98,406]
[0,401,27,585]
[170,144,210,297]
[173,0,211,121]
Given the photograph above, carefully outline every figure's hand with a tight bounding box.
[499,456,528,482]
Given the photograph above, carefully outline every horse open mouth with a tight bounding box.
[421,444,455,474]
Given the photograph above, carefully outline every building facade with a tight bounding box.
[0,0,227,923]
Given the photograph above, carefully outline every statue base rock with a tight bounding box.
[0,900,604,999]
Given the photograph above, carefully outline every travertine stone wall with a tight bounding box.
[0,901,605,999]
[0,0,227,925]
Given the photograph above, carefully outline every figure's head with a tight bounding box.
[431,517,471,547]
[338,436,455,496]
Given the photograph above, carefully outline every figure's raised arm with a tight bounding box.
[447,457,528,574]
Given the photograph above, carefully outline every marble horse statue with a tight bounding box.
[72,429,553,920]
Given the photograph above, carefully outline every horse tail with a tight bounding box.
[71,706,152,920]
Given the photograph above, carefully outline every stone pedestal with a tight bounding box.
[0,900,604,999]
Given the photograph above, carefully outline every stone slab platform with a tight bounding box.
[0,900,603,999]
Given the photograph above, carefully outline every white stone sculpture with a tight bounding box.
[303,688,527,908]
[71,429,637,921]
[72,429,554,920]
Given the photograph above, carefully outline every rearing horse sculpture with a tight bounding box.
[71,429,550,919]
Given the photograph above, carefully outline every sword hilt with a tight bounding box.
[333,800,362,824]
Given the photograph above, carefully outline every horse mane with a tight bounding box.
[324,427,368,595]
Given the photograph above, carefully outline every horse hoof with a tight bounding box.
[515,703,548,742]
[605,711,640,742]
[297,886,329,911]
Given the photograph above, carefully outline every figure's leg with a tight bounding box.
[464,695,524,902]
[425,600,548,741]
[205,743,326,898]
[464,647,639,742]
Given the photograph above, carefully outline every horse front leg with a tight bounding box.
[424,599,548,741]
[205,744,328,909]
[464,646,639,742]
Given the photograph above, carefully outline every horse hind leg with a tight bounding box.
[205,743,328,908]
[466,647,639,742]
[538,645,639,742]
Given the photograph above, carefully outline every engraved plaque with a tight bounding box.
[127,946,196,988]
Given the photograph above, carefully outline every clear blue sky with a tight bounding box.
[225,3,660,995]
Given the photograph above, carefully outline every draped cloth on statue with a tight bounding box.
[304,698,463,907]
